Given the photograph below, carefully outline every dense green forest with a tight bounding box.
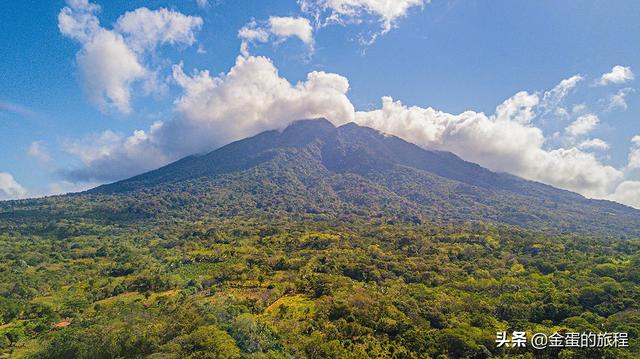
[1,120,639,358]
[1,209,639,358]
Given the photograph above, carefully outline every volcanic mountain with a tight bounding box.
[37,118,631,238]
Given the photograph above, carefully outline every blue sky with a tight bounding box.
[1,0,639,206]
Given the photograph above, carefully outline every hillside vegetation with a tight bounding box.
[1,119,639,358]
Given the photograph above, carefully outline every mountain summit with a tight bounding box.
[85,118,639,237]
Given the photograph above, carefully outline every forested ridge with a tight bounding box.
[1,119,639,358]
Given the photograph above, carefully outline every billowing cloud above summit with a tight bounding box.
[62,55,355,182]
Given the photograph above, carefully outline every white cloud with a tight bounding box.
[62,126,170,181]
[196,0,209,8]
[47,181,97,196]
[611,181,640,208]
[572,103,587,114]
[628,135,640,170]
[299,0,426,43]
[354,97,621,198]
[269,16,314,45]
[596,65,634,86]
[58,0,202,113]
[607,88,633,111]
[16,180,100,199]
[114,7,203,53]
[494,91,539,124]
[238,17,314,56]
[540,74,582,113]
[58,0,101,42]
[565,114,599,138]
[168,55,354,151]
[76,30,147,113]
[238,20,270,41]
[578,138,610,151]
[0,172,27,200]
[28,141,51,164]
[238,20,274,56]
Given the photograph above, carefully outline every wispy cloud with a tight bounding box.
[606,88,634,111]
[299,0,427,44]
[0,101,38,118]
[28,141,52,164]
[238,17,314,56]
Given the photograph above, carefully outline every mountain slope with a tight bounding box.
[84,118,639,237]
[3,119,640,359]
